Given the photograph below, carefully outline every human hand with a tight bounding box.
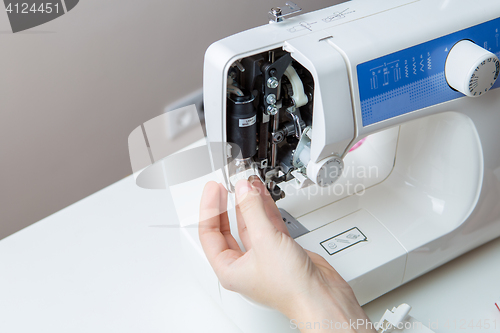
[199,178,375,332]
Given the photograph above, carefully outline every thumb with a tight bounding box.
[235,179,279,243]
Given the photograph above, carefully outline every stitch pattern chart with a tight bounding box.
[357,17,500,126]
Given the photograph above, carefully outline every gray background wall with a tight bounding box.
[0,0,345,240]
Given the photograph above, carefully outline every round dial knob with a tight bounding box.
[445,40,500,97]
[306,155,344,187]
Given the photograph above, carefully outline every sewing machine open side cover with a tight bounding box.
[176,1,500,332]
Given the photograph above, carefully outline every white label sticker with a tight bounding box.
[320,227,367,255]
[239,115,256,127]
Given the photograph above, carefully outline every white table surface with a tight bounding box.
[1,175,499,333]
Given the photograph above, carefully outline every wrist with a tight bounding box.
[283,275,375,333]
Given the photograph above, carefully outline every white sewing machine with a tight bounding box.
[176,0,500,332]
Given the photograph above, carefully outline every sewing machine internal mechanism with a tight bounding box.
[226,50,343,200]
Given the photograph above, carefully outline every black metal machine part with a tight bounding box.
[226,92,257,159]
[226,48,314,201]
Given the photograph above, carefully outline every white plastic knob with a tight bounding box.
[306,155,344,187]
[445,40,500,97]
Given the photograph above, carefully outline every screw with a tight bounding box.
[271,7,282,16]
[267,77,279,89]
[267,105,278,115]
[266,94,277,104]
[272,131,284,143]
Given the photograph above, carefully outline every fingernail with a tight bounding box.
[236,179,252,200]
[248,175,260,186]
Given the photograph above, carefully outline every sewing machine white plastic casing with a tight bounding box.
[177,0,500,332]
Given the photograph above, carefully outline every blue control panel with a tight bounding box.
[357,17,500,127]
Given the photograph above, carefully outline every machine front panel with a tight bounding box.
[357,17,500,126]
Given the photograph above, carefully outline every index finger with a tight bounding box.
[249,177,291,237]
